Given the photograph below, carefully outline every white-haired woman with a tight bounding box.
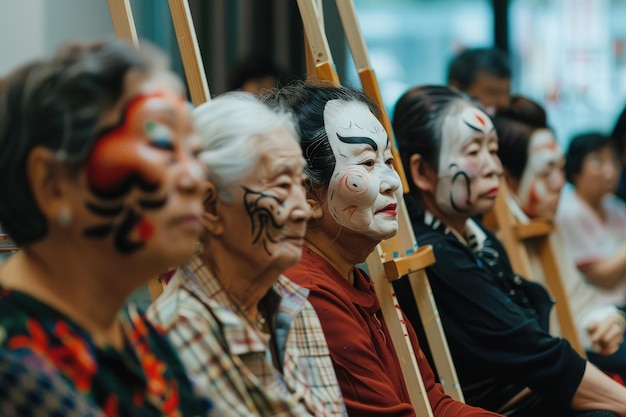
[147,92,346,416]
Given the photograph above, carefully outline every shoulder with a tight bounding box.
[0,294,30,343]
[604,194,626,217]
[284,249,344,297]
[146,271,212,332]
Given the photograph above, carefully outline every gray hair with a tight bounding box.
[193,91,299,202]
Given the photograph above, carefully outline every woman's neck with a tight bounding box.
[0,246,127,349]
[304,226,377,285]
[200,244,280,320]
[422,199,470,238]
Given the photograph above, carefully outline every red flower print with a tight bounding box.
[8,319,97,392]
[162,380,181,416]
[126,308,182,415]
[53,321,98,391]
[103,394,119,417]
[142,351,168,396]
[8,319,50,353]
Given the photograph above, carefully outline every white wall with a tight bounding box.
[0,0,114,75]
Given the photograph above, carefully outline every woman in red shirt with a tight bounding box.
[264,83,501,417]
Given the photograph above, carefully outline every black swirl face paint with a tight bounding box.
[243,187,285,256]
[323,100,402,240]
[435,106,502,216]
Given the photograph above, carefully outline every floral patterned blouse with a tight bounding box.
[0,286,212,417]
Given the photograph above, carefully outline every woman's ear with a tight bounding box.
[305,181,324,220]
[409,153,436,193]
[27,147,72,224]
[200,181,224,236]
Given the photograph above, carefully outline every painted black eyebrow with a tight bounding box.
[463,120,496,134]
[463,120,483,132]
[337,134,378,151]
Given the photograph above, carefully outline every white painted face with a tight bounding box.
[324,99,402,240]
[436,105,502,217]
[517,129,565,220]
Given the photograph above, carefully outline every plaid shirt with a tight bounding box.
[147,255,346,417]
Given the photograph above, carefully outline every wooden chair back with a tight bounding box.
[483,180,585,356]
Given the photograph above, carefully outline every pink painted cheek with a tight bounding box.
[523,179,549,216]
[457,160,481,179]
[337,169,370,200]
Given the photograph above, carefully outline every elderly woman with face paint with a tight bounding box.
[263,83,502,417]
[392,85,626,417]
[494,97,626,382]
[0,40,212,416]
[147,92,346,416]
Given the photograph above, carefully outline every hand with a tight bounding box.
[587,314,626,355]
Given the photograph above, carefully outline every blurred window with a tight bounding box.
[347,0,492,115]
[510,0,626,146]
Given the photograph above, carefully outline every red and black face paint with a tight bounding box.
[82,92,182,254]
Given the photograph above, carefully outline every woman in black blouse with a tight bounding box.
[392,85,626,417]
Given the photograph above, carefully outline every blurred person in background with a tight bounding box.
[495,96,626,383]
[558,133,626,323]
[447,47,511,116]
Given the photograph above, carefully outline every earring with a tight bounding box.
[57,208,73,227]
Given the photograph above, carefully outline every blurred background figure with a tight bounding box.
[610,105,626,202]
[447,47,511,115]
[558,133,626,313]
[495,96,626,383]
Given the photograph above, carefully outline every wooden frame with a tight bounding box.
[483,181,585,356]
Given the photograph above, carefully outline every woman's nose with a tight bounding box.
[482,151,503,177]
[289,184,312,222]
[380,169,401,194]
[176,152,204,195]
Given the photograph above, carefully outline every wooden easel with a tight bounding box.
[296,0,464,411]
[108,0,210,302]
[483,181,585,356]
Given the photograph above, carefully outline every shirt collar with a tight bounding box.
[423,210,488,252]
[177,254,268,355]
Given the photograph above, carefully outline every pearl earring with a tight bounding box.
[57,208,73,227]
